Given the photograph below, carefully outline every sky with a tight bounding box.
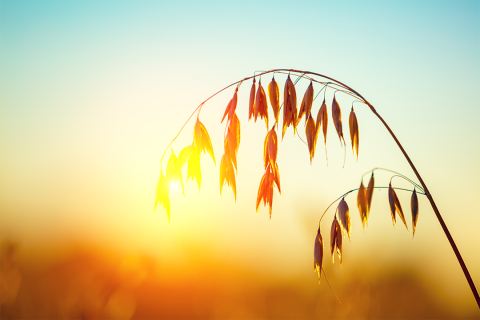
[1,0,479,318]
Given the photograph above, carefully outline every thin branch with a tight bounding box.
[319,186,426,225]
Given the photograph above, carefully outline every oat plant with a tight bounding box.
[154,69,480,308]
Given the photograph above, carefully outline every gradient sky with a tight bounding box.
[1,0,479,316]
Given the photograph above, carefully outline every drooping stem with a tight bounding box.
[365,104,480,308]
[362,167,424,193]
[159,68,479,307]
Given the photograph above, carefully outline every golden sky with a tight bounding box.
[1,1,479,318]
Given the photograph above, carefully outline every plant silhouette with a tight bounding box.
[154,69,479,309]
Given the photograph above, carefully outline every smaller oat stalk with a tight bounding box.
[318,168,425,271]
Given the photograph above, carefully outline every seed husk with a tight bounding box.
[388,182,408,230]
[411,188,419,237]
[220,153,236,201]
[249,78,256,121]
[154,170,171,222]
[263,127,278,169]
[221,89,238,124]
[268,76,280,126]
[349,107,359,160]
[330,217,343,266]
[357,182,368,230]
[338,198,351,241]
[314,228,324,281]
[305,115,316,164]
[315,99,328,146]
[282,75,298,139]
[366,172,375,222]
[332,94,345,146]
[297,81,314,127]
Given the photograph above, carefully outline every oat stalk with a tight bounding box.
[157,68,480,308]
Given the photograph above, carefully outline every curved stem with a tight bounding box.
[319,186,425,225]
[362,167,424,193]
[366,104,480,308]
[160,68,479,307]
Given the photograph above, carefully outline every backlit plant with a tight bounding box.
[154,69,479,308]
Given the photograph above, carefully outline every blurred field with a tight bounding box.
[1,240,477,320]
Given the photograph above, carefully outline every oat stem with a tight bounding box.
[159,68,479,307]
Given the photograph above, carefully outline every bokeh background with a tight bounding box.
[1,0,479,319]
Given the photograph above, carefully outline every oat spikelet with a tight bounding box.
[349,107,359,160]
[411,188,419,237]
[229,113,241,155]
[249,78,256,121]
[256,163,280,218]
[154,170,170,222]
[166,149,184,196]
[224,130,237,170]
[337,198,351,241]
[357,181,368,230]
[221,89,238,124]
[331,94,345,146]
[282,75,297,139]
[255,79,269,129]
[313,228,324,281]
[194,119,215,165]
[187,146,202,190]
[330,217,343,266]
[366,172,375,223]
[315,99,328,146]
[263,127,278,169]
[388,182,408,230]
[395,191,408,231]
[305,115,316,164]
[273,162,281,194]
[220,153,236,201]
[297,81,314,127]
[268,76,280,126]
[288,77,298,132]
[177,145,194,170]
[388,182,397,227]
[223,112,241,174]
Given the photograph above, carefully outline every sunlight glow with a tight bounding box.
[170,181,179,191]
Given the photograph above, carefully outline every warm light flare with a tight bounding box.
[170,181,179,191]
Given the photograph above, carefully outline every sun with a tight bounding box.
[170,181,179,190]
